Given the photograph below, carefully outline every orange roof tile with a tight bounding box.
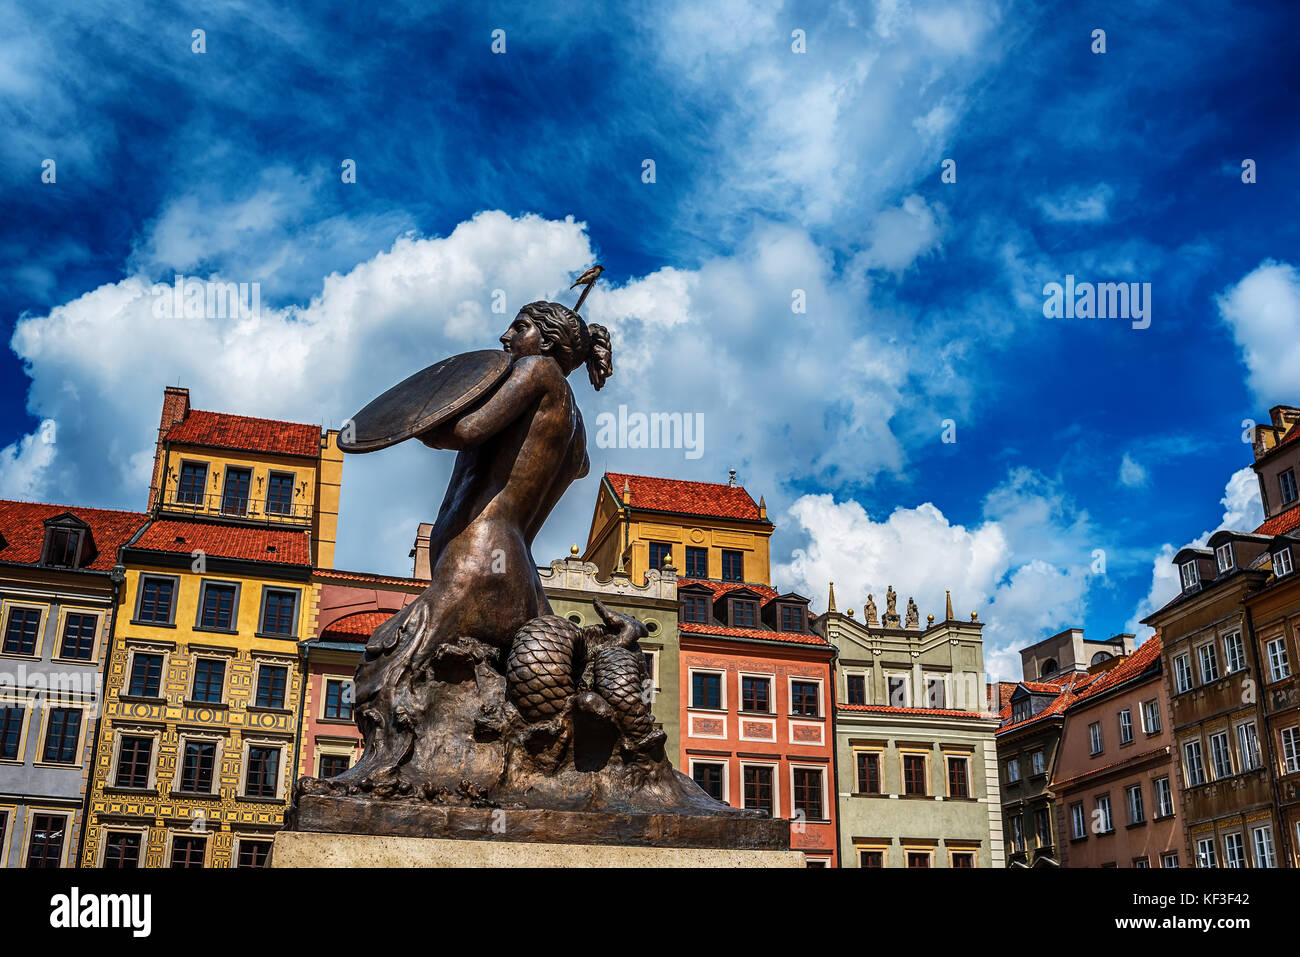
[132,519,311,566]
[996,672,1101,736]
[677,577,781,603]
[316,569,429,588]
[679,621,831,646]
[167,409,320,458]
[1065,635,1163,707]
[840,704,993,719]
[604,472,766,522]
[0,500,149,571]
[320,610,393,643]
[1255,506,1300,537]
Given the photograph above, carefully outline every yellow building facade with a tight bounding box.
[583,471,774,586]
[81,388,341,867]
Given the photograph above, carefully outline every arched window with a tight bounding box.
[1091,652,1111,666]
[1040,658,1057,677]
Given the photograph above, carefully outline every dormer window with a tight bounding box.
[1281,469,1298,507]
[1180,561,1200,591]
[1276,548,1294,578]
[779,605,805,632]
[176,461,207,505]
[41,516,93,569]
[731,599,757,628]
[1215,543,1234,574]
[1012,701,1030,723]
[681,594,709,624]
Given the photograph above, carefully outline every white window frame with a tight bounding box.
[738,760,780,817]
[1222,631,1246,674]
[923,672,948,709]
[1267,637,1291,682]
[1088,721,1104,756]
[1223,831,1246,868]
[122,643,171,700]
[1161,851,1179,868]
[787,674,823,718]
[1252,824,1277,868]
[1280,725,1300,775]
[1174,653,1193,693]
[1197,641,1220,684]
[1236,720,1261,772]
[1215,542,1234,574]
[1006,757,1021,783]
[1095,794,1113,833]
[886,672,911,708]
[687,668,726,711]
[1070,802,1086,839]
[788,763,828,822]
[1118,709,1133,745]
[1154,775,1173,818]
[1196,836,1217,868]
[1184,739,1206,786]
[687,757,729,804]
[1030,749,1046,776]
[1209,730,1233,780]
[1276,547,1294,577]
[1280,467,1298,506]
[1180,561,1200,590]
[1141,698,1161,734]
[1126,783,1145,824]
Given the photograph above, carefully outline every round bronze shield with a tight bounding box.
[340,349,513,453]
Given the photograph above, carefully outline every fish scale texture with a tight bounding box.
[506,615,579,721]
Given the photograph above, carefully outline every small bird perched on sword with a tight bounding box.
[569,264,604,313]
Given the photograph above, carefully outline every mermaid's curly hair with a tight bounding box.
[517,300,613,391]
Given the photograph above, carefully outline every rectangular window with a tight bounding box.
[1209,731,1233,779]
[127,652,164,698]
[1277,548,1295,577]
[179,740,216,793]
[1119,709,1133,745]
[1215,542,1234,573]
[1223,632,1246,673]
[176,461,207,504]
[1198,643,1220,684]
[1006,758,1021,783]
[1252,825,1277,868]
[1070,802,1086,839]
[859,849,884,868]
[740,675,770,713]
[1267,637,1291,681]
[742,765,774,817]
[221,466,252,515]
[1196,837,1217,868]
[0,705,24,760]
[845,674,866,705]
[25,813,66,867]
[1162,852,1180,868]
[730,599,757,628]
[692,762,724,801]
[319,753,350,778]
[199,583,237,631]
[902,754,928,796]
[190,658,226,704]
[906,850,931,868]
[137,576,176,624]
[856,752,881,793]
[1095,794,1113,833]
[779,605,804,632]
[3,606,42,655]
[790,680,819,716]
[720,550,743,582]
[947,756,970,798]
[1031,750,1046,776]
[1155,776,1173,818]
[1180,561,1199,590]
[1009,816,1025,852]
[924,675,946,708]
[647,541,672,570]
[1237,721,1261,771]
[266,472,295,516]
[1184,740,1206,786]
[888,675,908,707]
[1142,699,1161,734]
[690,672,722,710]
[1282,726,1300,774]
[244,745,281,798]
[680,595,708,623]
[170,835,206,869]
[793,768,824,819]
[114,736,153,788]
[58,612,97,660]
[684,546,707,578]
[951,851,976,868]
[1174,654,1193,693]
[260,590,297,636]
[1280,468,1298,506]
[1034,807,1051,846]
[254,664,288,709]
[324,679,353,720]
[44,528,81,567]
[103,832,141,869]
[42,707,81,763]
[1089,721,1103,755]
[1127,783,1145,824]
[1223,832,1246,868]
[237,840,273,868]
[1133,857,1150,868]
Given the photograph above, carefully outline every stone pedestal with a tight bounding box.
[272,830,806,868]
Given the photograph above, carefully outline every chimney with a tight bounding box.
[409,522,434,579]
[148,386,190,510]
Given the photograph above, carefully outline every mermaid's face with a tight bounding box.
[500,313,543,359]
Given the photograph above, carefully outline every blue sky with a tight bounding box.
[3,0,1299,678]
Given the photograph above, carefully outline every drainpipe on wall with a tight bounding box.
[1241,598,1292,866]
[828,641,842,868]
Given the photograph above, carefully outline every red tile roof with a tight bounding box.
[167,409,320,458]
[840,703,993,719]
[320,610,393,643]
[1065,635,1163,706]
[678,578,781,603]
[678,620,830,646]
[1255,506,1300,537]
[996,672,1101,736]
[0,500,149,571]
[132,519,311,566]
[316,569,429,588]
[604,472,766,522]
